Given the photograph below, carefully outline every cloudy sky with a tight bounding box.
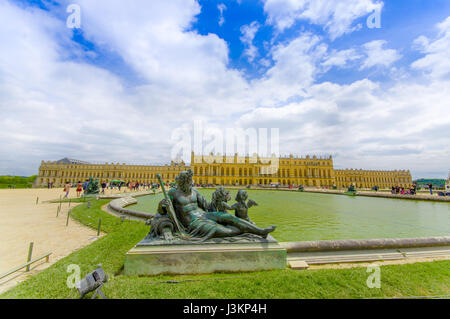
[0,0,449,178]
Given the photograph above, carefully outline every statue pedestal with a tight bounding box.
[124,235,286,276]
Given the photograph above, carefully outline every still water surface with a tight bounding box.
[131,189,450,242]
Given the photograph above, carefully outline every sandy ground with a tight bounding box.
[0,188,111,294]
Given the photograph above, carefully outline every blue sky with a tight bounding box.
[0,0,449,178]
[190,0,449,81]
[20,0,450,86]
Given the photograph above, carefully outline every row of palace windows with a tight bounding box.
[40,170,179,179]
[194,178,333,186]
[40,165,185,174]
[193,167,333,177]
[335,171,409,176]
[336,176,411,183]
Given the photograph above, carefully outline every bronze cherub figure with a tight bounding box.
[231,190,258,224]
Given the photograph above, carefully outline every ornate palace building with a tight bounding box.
[334,169,412,189]
[36,153,412,189]
[36,158,187,187]
[190,152,335,187]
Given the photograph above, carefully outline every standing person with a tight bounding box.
[63,182,71,199]
[118,182,122,191]
[411,183,417,195]
[76,181,82,197]
[101,181,107,194]
[428,183,433,195]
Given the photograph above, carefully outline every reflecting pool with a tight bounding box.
[130,189,450,242]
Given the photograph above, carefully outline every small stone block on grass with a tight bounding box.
[289,260,309,270]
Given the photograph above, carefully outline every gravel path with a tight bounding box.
[0,188,102,294]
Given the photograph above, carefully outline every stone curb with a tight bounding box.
[199,187,450,202]
[280,236,450,253]
[106,191,160,220]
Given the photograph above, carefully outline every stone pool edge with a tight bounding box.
[102,191,159,221]
[197,186,450,202]
[102,192,450,254]
[281,236,450,252]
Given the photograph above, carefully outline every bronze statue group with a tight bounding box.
[149,169,276,242]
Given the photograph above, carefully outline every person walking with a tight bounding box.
[63,182,71,199]
[76,181,82,197]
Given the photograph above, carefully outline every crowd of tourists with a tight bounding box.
[391,184,417,195]
[61,180,162,197]
[390,183,448,196]
[100,181,161,194]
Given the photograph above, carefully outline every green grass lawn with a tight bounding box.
[1,198,449,299]
[0,175,36,189]
[47,197,92,204]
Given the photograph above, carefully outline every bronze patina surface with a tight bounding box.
[148,170,276,242]
[125,170,285,275]
[85,177,100,195]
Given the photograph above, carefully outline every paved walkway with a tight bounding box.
[0,186,158,294]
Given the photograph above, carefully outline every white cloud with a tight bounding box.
[237,78,450,177]
[360,40,402,70]
[240,21,260,62]
[0,1,149,172]
[263,0,383,40]
[218,3,226,26]
[251,33,327,106]
[0,0,449,179]
[411,16,450,79]
[0,0,256,175]
[321,48,362,69]
[259,58,272,67]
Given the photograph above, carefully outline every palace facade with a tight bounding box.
[35,153,413,189]
[190,153,335,187]
[334,169,412,189]
[36,158,187,187]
